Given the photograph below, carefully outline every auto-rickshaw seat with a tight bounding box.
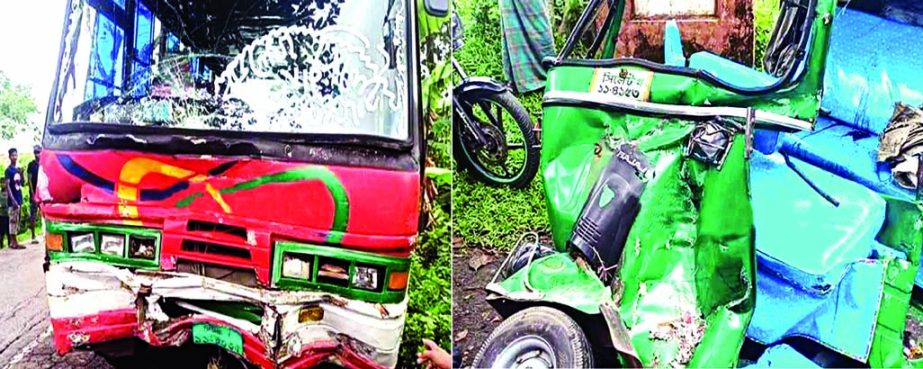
[747,152,888,359]
[663,20,685,67]
[749,151,886,293]
[776,118,914,200]
[687,51,781,90]
[660,19,782,89]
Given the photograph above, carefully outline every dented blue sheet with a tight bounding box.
[752,344,821,368]
[747,152,886,360]
[822,8,923,134]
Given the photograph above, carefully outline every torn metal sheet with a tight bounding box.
[47,261,406,368]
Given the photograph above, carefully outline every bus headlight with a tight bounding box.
[70,233,95,253]
[352,265,381,291]
[128,236,157,260]
[282,254,312,280]
[100,234,125,257]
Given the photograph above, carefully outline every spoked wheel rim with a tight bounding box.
[460,99,530,182]
[492,335,557,369]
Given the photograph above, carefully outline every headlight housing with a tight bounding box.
[352,264,381,291]
[282,253,312,279]
[128,236,157,260]
[70,233,95,253]
[100,234,126,256]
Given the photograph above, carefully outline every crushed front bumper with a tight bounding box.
[46,261,406,369]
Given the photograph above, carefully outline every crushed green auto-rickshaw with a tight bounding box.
[472,0,923,367]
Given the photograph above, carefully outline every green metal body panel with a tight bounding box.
[870,197,923,368]
[617,136,754,368]
[271,241,411,304]
[496,253,609,315]
[492,0,923,366]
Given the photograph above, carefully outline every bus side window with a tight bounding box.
[86,13,125,100]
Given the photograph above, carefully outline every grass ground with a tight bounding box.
[452,1,557,365]
[452,0,550,252]
[398,114,453,367]
[754,0,781,67]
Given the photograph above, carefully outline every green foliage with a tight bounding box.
[428,117,452,170]
[399,199,451,366]
[454,1,551,250]
[754,0,781,69]
[453,169,549,250]
[0,71,38,140]
[454,0,504,80]
[552,0,589,34]
[397,7,452,367]
[419,1,453,117]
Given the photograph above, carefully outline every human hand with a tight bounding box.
[417,339,451,369]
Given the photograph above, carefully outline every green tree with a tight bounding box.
[0,71,38,140]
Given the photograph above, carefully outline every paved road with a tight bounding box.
[0,241,112,369]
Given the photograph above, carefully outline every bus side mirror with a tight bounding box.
[423,0,449,17]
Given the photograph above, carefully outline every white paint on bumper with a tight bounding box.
[46,261,406,368]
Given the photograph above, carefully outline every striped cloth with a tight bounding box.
[499,0,556,93]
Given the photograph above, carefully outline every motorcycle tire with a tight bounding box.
[454,90,540,189]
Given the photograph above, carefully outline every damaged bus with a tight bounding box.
[473,0,923,368]
[37,0,446,368]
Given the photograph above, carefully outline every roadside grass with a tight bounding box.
[453,0,550,251]
[16,225,41,244]
[754,0,781,67]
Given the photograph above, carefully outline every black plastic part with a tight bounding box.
[568,143,647,274]
[685,118,735,168]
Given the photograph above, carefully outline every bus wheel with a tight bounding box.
[472,307,593,369]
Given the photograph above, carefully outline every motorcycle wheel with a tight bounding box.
[472,307,593,369]
[454,90,539,188]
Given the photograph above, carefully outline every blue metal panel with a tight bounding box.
[747,259,886,362]
[753,344,821,368]
[822,8,923,134]
[750,152,886,292]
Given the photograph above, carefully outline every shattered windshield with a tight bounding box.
[51,0,410,140]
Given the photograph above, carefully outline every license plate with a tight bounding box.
[192,323,244,356]
[590,68,654,101]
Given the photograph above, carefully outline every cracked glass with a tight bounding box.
[51,0,409,140]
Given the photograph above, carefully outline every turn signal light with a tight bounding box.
[46,233,63,251]
[388,271,409,290]
[298,306,324,323]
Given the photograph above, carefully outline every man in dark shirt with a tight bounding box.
[6,148,23,249]
[26,145,40,242]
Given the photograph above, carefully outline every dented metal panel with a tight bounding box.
[47,261,406,368]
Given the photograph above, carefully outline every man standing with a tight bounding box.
[6,148,23,249]
[26,145,40,242]
[0,181,8,249]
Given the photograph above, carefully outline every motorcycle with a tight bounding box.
[472,0,923,367]
[451,12,540,188]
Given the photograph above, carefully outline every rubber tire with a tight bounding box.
[472,307,593,368]
[454,90,540,189]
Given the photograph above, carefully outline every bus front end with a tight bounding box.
[39,0,423,368]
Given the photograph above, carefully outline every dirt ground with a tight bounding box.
[451,243,503,368]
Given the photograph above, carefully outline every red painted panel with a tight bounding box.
[51,310,387,369]
[51,308,137,354]
[39,150,421,256]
